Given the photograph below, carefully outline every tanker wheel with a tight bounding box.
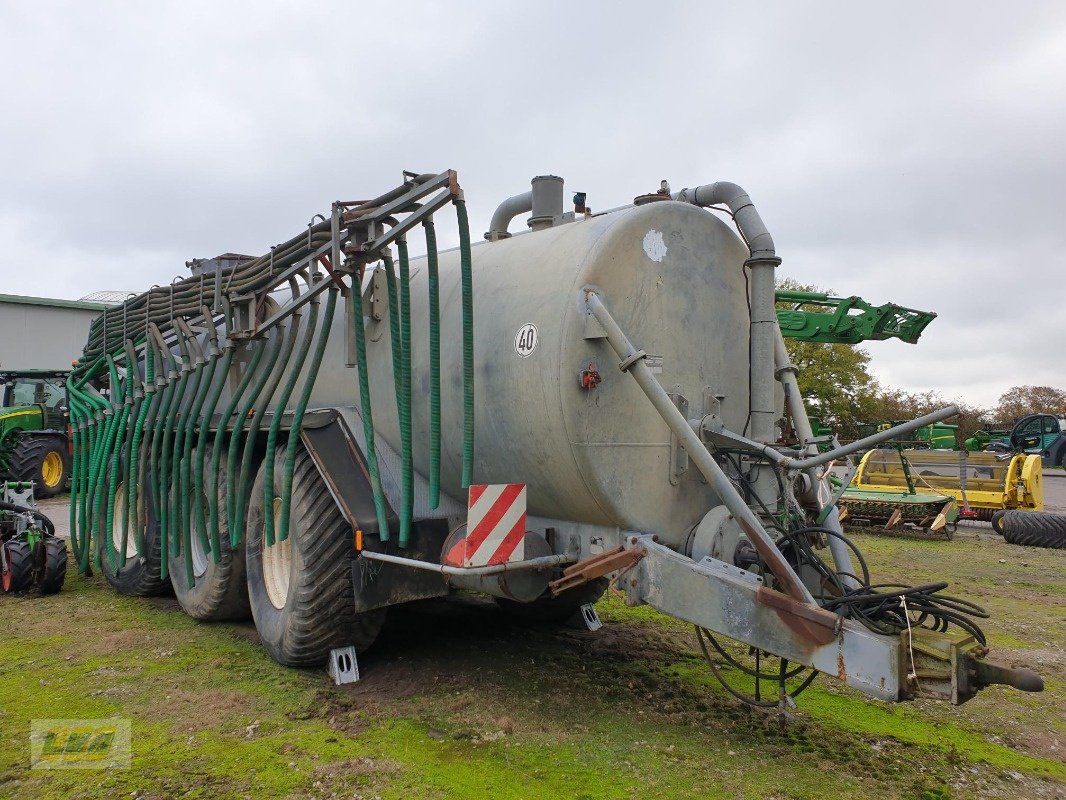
[496,578,609,624]
[96,464,171,596]
[36,536,68,594]
[1,539,34,593]
[8,434,69,498]
[990,509,1007,535]
[245,443,385,667]
[1001,510,1066,549]
[169,454,251,621]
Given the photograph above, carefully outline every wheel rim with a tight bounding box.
[41,451,63,488]
[110,484,140,560]
[262,497,291,610]
[190,510,208,579]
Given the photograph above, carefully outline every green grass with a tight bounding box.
[0,525,1063,799]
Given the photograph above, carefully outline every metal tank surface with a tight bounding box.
[311,199,751,546]
[67,169,1045,710]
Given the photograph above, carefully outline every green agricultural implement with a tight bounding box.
[0,369,72,498]
[0,480,66,594]
[775,289,936,345]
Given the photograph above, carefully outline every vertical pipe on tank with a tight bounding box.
[670,182,780,443]
[528,175,564,231]
[747,259,779,443]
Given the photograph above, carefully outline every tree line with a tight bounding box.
[777,281,1066,444]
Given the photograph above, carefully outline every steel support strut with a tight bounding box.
[584,290,815,605]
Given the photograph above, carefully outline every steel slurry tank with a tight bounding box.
[311,200,753,545]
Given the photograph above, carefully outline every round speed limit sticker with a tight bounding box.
[514,323,538,357]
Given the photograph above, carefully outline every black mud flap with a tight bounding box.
[299,409,449,613]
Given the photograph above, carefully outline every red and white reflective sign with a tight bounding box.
[445,484,527,568]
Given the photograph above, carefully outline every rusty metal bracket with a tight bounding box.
[548,545,645,597]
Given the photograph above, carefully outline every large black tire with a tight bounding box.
[1001,510,1066,549]
[8,434,70,498]
[496,578,609,624]
[245,444,384,667]
[169,456,251,621]
[96,465,171,596]
[36,537,68,594]
[1,539,33,593]
[990,509,1007,535]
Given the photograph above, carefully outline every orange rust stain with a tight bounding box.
[837,651,847,682]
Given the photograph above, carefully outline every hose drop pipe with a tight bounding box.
[455,198,476,489]
[423,219,442,509]
[277,286,337,544]
[209,337,265,551]
[396,240,415,545]
[226,320,285,537]
[673,182,780,442]
[233,292,301,547]
[585,291,815,606]
[263,295,318,547]
[349,261,391,542]
[382,251,413,546]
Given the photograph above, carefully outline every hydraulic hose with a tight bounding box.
[171,318,206,565]
[455,198,475,489]
[277,286,337,544]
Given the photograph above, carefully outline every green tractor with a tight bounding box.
[0,370,72,498]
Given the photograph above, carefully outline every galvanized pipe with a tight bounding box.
[586,292,816,605]
[359,549,572,577]
[778,406,960,471]
[484,190,532,241]
[672,181,779,442]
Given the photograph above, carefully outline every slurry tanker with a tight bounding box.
[67,171,1042,706]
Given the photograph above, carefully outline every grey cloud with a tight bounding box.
[0,0,1062,409]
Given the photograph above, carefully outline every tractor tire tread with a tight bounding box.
[1001,510,1066,549]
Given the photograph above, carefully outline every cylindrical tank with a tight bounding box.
[311,200,753,545]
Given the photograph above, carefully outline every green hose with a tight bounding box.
[104,358,134,570]
[263,299,319,547]
[230,316,295,544]
[423,220,442,509]
[350,268,391,542]
[170,326,204,564]
[158,348,192,578]
[455,199,475,488]
[209,340,265,549]
[277,287,337,544]
[396,240,414,546]
[382,253,412,545]
[124,340,156,562]
[194,337,234,563]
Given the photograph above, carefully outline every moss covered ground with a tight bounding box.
[0,523,1062,799]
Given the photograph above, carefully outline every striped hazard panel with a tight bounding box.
[444,484,527,568]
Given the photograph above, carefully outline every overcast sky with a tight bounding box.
[1,1,1063,408]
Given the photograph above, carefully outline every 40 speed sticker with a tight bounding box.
[514,323,538,357]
